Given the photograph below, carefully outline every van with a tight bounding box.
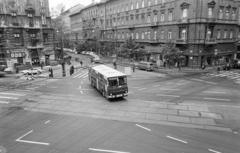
[137,61,154,71]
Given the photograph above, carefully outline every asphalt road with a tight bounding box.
[0,109,239,153]
[1,54,240,152]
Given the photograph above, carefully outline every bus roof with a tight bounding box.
[91,65,126,78]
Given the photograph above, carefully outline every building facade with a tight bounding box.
[77,0,240,67]
[0,0,53,68]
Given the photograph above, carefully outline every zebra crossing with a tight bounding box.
[201,71,240,84]
[72,71,88,79]
[0,91,26,104]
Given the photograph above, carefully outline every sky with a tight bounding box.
[49,0,100,10]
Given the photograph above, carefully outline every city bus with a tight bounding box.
[89,65,128,99]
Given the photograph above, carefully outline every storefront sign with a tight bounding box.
[10,52,26,58]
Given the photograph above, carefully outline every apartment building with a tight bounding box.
[0,0,53,68]
[77,0,240,67]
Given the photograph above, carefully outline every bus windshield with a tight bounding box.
[108,78,118,87]
[119,76,127,85]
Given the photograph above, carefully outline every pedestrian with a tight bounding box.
[70,65,74,75]
[113,61,117,69]
[80,61,83,67]
[16,67,19,74]
[40,62,44,70]
[49,68,53,78]
[132,64,135,72]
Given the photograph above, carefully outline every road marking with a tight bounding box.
[0,96,18,100]
[157,94,180,98]
[0,101,9,104]
[136,124,151,131]
[44,120,51,124]
[204,97,231,102]
[16,130,50,146]
[191,79,217,85]
[0,92,25,96]
[138,88,146,91]
[16,130,33,141]
[166,136,188,144]
[89,148,130,153]
[159,88,180,91]
[203,91,227,94]
[208,149,222,153]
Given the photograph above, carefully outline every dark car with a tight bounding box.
[232,60,240,69]
[0,65,7,77]
[222,62,231,71]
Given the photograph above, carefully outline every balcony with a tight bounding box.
[206,18,216,23]
[205,38,217,44]
[176,39,187,44]
[27,43,43,49]
[178,18,189,24]
[151,22,159,28]
[128,24,135,30]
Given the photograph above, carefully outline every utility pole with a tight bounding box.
[60,29,66,77]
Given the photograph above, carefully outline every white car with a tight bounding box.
[21,68,43,75]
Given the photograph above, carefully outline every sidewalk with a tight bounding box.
[101,56,216,76]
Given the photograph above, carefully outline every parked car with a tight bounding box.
[232,60,240,69]
[137,61,154,71]
[222,62,231,71]
[21,68,43,75]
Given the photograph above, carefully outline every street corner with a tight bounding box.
[0,146,7,153]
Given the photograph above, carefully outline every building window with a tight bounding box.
[181,28,187,40]
[142,32,145,39]
[131,33,134,39]
[161,31,164,39]
[230,30,233,39]
[208,7,213,18]
[219,7,223,19]
[217,30,221,39]
[206,28,212,39]
[147,15,151,23]
[142,0,145,8]
[14,33,20,38]
[182,8,188,18]
[155,0,158,5]
[160,12,165,22]
[168,31,172,39]
[131,3,133,10]
[168,10,173,21]
[225,9,230,19]
[41,15,47,25]
[154,31,157,40]
[136,33,139,39]
[147,31,151,40]
[232,8,236,20]
[153,14,158,22]
[224,30,227,39]
[136,2,139,9]
[148,0,151,7]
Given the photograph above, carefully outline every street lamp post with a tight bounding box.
[57,29,66,77]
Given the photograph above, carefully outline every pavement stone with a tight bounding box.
[167,115,191,123]
[188,105,209,112]
[150,108,178,115]
[167,104,188,110]
[146,113,168,121]
[179,110,200,117]
[200,112,223,120]
[190,118,216,126]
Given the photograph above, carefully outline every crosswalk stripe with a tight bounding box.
[0,92,25,96]
[0,101,9,104]
[73,72,87,78]
[0,96,18,100]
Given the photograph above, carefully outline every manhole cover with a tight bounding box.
[0,146,7,153]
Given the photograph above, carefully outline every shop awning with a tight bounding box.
[42,47,54,55]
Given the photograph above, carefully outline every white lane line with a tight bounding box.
[138,88,146,91]
[0,96,18,100]
[16,130,33,141]
[166,136,188,144]
[44,120,51,124]
[0,101,9,104]
[89,148,130,153]
[203,91,227,94]
[0,92,25,96]
[208,149,222,153]
[191,79,217,85]
[204,97,231,102]
[157,94,180,98]
[136,124,151,131]
[16,130,50,146]
[159,88,180,91]
[74,73,88,79]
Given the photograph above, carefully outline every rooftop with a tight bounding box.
[92,65,126,78]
